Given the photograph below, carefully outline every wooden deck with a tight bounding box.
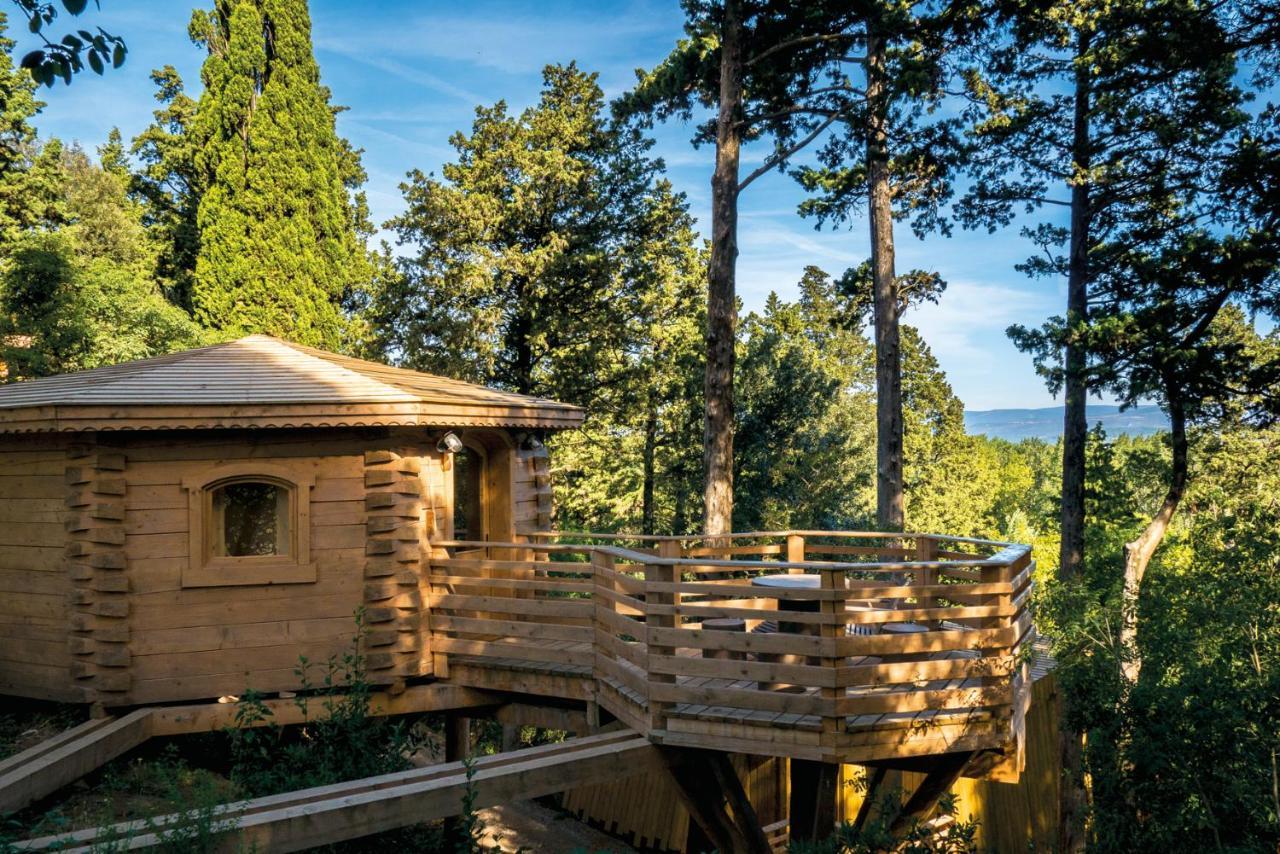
[430,531,1037,776]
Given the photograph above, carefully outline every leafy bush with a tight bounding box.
[790,789,978,854]
[227,618,425,798]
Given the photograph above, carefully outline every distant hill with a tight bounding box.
[964,404,1167,442]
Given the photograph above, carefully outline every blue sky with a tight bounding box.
[11,0,1070,410]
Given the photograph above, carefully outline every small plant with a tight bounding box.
[791,789,979,854]
[226,612,425,798]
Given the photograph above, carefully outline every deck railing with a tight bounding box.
[426,531,1035,763]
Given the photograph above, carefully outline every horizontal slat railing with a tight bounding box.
[431,532,1034,761]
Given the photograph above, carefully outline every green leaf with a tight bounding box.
[61,34,83,49]
[62,0,89,14]
[19,50,43,70]
[111,43,125,68]
[27,14,42,33]
[88,50,103,75]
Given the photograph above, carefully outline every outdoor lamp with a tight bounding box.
[436,431,464,454]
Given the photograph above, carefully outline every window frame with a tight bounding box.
[182,462,315,588]
[450,440,488,542]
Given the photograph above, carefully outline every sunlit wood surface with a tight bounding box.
[429,530,1037,775]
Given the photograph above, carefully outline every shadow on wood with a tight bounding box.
[659,746,772,854]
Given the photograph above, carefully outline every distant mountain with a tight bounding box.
[964,405,1167,442]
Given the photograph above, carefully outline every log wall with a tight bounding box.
[0,436,74,701]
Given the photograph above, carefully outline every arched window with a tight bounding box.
[184,464,315,588]
[211,480,290,557]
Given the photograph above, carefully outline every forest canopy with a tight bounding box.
[0,1,1277,851]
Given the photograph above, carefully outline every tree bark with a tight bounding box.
[703,0,744,538]
[1058,30,1093,854]
[642,392,658,535]
[866,29,904,534]
[1120,395,1188,684]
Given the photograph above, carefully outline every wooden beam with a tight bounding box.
[658,747,772,854]
[888,750,976,835]
[0,709,152,814]
[789,758,838,844]
[852,765,887,833]
[0,684,501,818]
[148,684,501,736]
[20,732,659,852]
[493,701,589,734]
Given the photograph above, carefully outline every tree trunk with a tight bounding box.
[703,0,743,538]
[866,29,903,534]
[1120,396,1188,684]
[642,393,658,535]
[1058,31,1093,854]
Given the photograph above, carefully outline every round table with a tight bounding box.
[750,574,823,689]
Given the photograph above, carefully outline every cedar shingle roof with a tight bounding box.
[0,335,584,433]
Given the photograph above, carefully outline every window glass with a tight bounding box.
[453,447,484,539]
[211,481,290,557]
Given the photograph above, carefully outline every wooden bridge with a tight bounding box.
[431,530,1035,774]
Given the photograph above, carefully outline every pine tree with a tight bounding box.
[187,0,365,348]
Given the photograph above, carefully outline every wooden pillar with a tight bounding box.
[363,448,427,683]
[786,533,805,573]
[790,759,839,844]
[442,711,472,845]
[915,535,939,627]
[660,747,771,854]
[444,712,470,762]
[646,542,681,733]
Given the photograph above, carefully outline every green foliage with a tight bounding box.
[381,63,707,536]
[791,788,979,853]
[733,267,1016,539]
[129,66,201,309]
[1040,425,1280,851]
[0,143,205,379]
[188,0,369,348]
[735,268,876,531]
[9,0,126,88]
[0,13,59,248]
[227,622,423,798]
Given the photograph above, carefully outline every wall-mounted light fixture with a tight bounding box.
[436,431,464,454]
[518,432,544,452]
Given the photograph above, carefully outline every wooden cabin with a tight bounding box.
[0,335,583,707]
[0,335,1045,850]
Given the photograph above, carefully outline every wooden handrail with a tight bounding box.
[426,530,1035,761]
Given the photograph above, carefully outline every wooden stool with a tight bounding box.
[701,617,746,661]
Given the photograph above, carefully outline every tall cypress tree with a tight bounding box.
[188,0,363,347]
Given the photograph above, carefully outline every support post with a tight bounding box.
[915,535,938,627]
[660,747,772,854]
[888,751,975,835]
[646,542,681,733]
[789,759,839,844]
[443,711,472,845]
[786,533,805,573]
[852,765,888,833]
